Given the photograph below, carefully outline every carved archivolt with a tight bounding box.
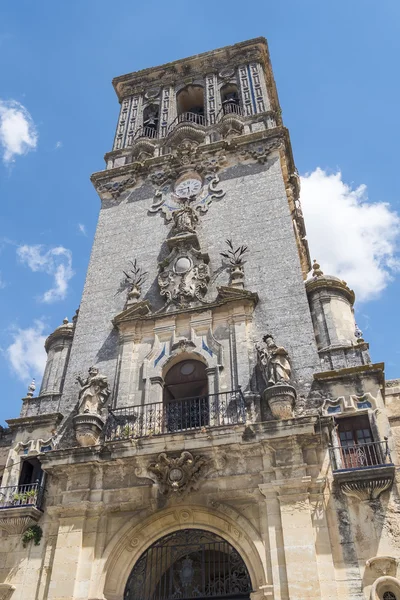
[369,575,400,600]
[96,504,267,600]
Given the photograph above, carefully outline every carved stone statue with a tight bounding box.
[171,205,198,235]
[256,334,291,386]
[76,366,110,415]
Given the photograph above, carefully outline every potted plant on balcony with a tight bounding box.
[13,489,37,505]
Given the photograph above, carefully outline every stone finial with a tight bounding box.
[312,259,323,277]
[63,317,69,325]
[355,323,364,343]
[124,259,148,306]
[26,378,36,398]
[221,239,248,289]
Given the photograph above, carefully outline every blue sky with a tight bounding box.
[1,0,399,425]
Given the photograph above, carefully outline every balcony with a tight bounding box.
[329,439,395,500]
[105,390,246,442]
[0,482,45,534]
[132,126,158,141]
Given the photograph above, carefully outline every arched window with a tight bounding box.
[141,104,159,138]
[220,84,241,115]
[163,359,208,432]
[124,529,253,600]
[176,85,205,125]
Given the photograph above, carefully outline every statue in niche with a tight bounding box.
[256,334,291,386]
[76,366,110,415]
[171,205,198,235]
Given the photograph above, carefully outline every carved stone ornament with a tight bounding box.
[256,334,292,387]
[73,366,110,447]
[95,175,136,199]
[158,243,210,310]
[256,334,296,420]
[366,556,398,577]
[262,384,296,420]
[240,138,283,164]
[76,366,110,416]
[73,413,105,448]
[149,174,225,222]
[147,451,209,496]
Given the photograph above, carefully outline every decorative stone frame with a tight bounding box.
[95,504,269,600]
[143,324,223,405]
[369,576,400,600]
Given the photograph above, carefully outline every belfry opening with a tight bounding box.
[124,529,253,600]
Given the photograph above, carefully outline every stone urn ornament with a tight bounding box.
[256,334,296,420]
[73,366,110,447]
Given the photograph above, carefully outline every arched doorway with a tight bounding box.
[124,529,253,600]
[163,359,209,432]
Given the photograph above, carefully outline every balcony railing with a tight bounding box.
[220,102,244,117]
[105,390,246,442]
[329,439,393,472]
[167,112,206,134]
[0,482,45,511]
[132,126,158,141]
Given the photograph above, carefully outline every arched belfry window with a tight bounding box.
[124,529,253,600]
[141,104,159,138]
[220,84,240,115]
[176,85,205,125]
[163,359,209,432]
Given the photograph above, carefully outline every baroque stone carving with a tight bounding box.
[220,239,248,289]
[76,366,110,415]
[158,243,210,310]
[366,556,398,577]
[73,366,110,447]
[95,175,136,199]
[256,335,296,420]
[123,259,148,306]
[256,334,291,386]
[147,451,208,496]
[150,174,225,222]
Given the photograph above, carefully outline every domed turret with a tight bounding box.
[40,317,75,396]
[305,261,370,369]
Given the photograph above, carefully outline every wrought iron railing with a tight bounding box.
[167,111,206,133]
[105,390,246,442]
[329,439,392,472]
[0,482,45,510]
[133,126,158,140]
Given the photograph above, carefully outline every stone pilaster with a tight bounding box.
[273,477,322,600]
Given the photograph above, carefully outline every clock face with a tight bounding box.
[174,178,202,198]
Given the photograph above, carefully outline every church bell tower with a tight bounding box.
[1,38,399,600]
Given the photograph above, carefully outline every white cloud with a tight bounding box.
[0,100,38,163]
[300,168,400,302]
[17,244,74,302]
[6,320,47,382]
[77,223,87,236]
[55,140,62,149]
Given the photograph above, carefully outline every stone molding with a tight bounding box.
[6,412,63,432]
[97,503,267,600]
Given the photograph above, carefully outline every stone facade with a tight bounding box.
[0,37,399,600]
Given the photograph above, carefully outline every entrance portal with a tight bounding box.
[124,529,252,600]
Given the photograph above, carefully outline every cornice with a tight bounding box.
[313,362,385,384]
[6,412,63,432]
[112,38,269,101]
